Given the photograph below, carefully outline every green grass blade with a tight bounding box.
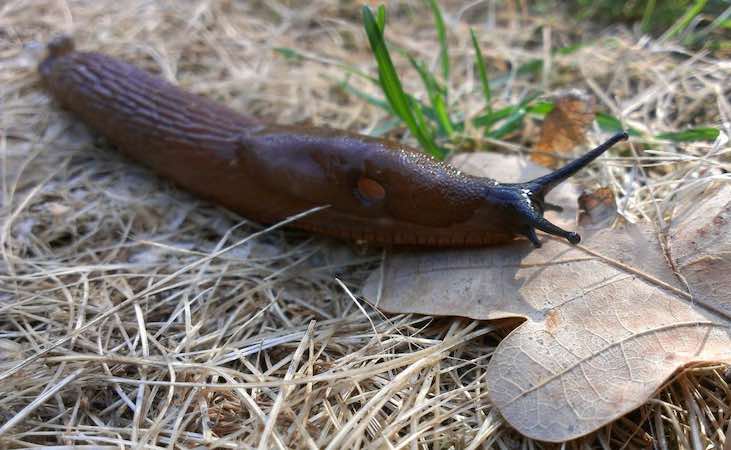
[337,78,394,113]
[595,112,624,132]
[411,101,436,142]
[477,59,543,90]
[404,52,446,96]
[594,112,642,136]
[426,0,449,82]
[430,94,454,137]
[407,55,453,137]
[556,42,584,55]
[482,92,541,138]
[471,105,514,129]
[370,116,403,137]
[470,28,492,116]
[487,108,527,139]
[661,0,709,40]
[526,101,554,116]
[656,127,720,142]
[333,56,439,119]
[640,0,657,34]
[471,92,541,131]
[274,46,378,83]
[375,4,386,31]
[362,6,445,158]
[517,59,543,76]
[273,47,304,62]
[363,9,408,118]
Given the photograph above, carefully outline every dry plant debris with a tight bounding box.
[530,91,597,167]
[365,173,731,441]
[577,187,618,228]
[1,0,730,448]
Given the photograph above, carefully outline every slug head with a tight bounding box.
[497,132,628,247]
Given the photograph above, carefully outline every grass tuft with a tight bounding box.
[362,6,445,158]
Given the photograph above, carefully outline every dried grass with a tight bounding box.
[1,0,730,448]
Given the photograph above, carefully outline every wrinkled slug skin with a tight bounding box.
[40,46,528,246]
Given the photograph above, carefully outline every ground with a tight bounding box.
[1,0,729,448]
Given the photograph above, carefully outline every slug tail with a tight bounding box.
[39,35,75,78]
[47,35,75,57]
[526,132,628,198]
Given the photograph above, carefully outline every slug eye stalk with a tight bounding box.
[518,132,628,247]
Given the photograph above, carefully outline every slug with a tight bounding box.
[39,36,628,248]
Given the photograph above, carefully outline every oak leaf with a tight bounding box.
[362,155,731,442]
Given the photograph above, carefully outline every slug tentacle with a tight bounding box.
[505,132,628,247]
[530,216,581,245]
[523,227,542,248]
[526,132,628,198]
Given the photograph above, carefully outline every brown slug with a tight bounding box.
[39,36,628,248]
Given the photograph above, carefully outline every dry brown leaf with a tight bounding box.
[669,183,731,314]
[578,187,617,228]
[531,91,596,168]
[363,151,582,320]
[362,169,731,441]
